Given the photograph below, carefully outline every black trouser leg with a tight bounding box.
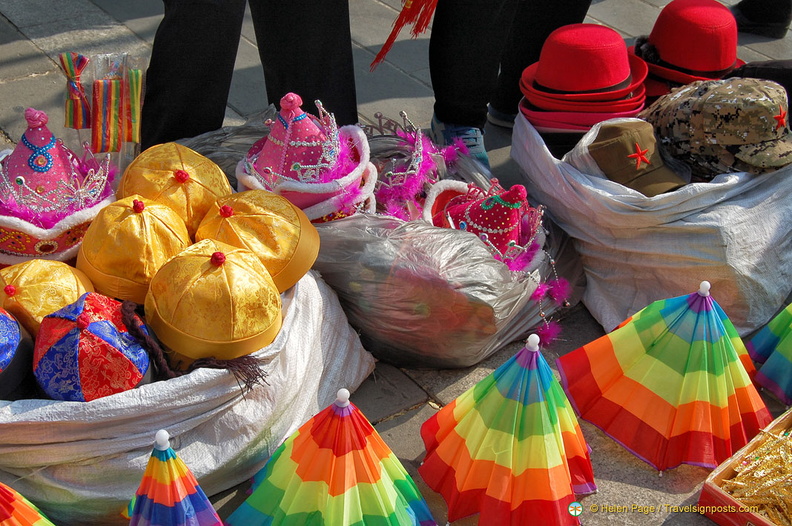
[141,0,247,149]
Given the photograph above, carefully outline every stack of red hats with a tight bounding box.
[519,23,648,132]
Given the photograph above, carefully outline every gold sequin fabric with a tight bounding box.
[195,190,319,293]
[77,195,192,304]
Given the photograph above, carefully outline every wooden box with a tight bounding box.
[697,407,792,526]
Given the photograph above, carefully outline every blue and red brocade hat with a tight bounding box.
[33,292,151,401]
[0,308,34,400]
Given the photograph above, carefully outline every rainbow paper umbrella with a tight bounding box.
[419,334,596,526]
[226,389,436,526]
[747,302,792,405]
[557,281,773,472]
[0,481,56,526]
[127,430,222,526]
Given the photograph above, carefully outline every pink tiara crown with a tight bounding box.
[376,113,430,187]
[0,108,114,229]
[0,108,115,263]
[237,93,378,223]
[369,111,453,220]
[246,93,341,186]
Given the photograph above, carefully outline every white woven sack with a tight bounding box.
[511,113,792,335]
[0,270,375,525]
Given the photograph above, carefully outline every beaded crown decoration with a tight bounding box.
[0,108,114,230]
[440,181,545,270]
[247,92,341,186]
[237,92,378,223]
[368,111,456,221]
[423,178,571,345]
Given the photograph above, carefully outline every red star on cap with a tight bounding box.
[627,142,651,170]
[774,107,787,130]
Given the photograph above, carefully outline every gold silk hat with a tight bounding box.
[117,143,233,237]
[76,195,192,304]
[195,190,320,293]
[0,260,94,336]
[144,239,282,363]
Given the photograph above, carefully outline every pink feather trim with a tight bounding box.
[316,135,357,184]
[374,132,448,218]
[535,321,562,346]
[531,283,550,302]
[451,137,469,155]
[441,143,460,163]
[336,179,364,213]
[504,241,541,271]
[547,278,571,305]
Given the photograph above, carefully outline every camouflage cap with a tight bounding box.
[639,78,792,178]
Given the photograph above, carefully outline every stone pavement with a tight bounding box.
[0,0,790,524]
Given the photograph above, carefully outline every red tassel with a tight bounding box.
[370,0,440,70]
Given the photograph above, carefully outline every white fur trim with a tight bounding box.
[236,159,264,192]
[238,125,375,197]
[301,162,378,220]
[421,179,470,223]
[0,194,116,266]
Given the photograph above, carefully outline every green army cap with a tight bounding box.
[587,120,687,197]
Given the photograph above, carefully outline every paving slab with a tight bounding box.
[350,0,431,79]
[484,122,522,186]
[586,1,661,37]
[24,23,149,60]
[354,46,435,128]
[635,0,673,8]
[0,71,65,141]
[0,0,107,29]
[210,480,251,522]
[0,15,59,80]
[739,32,792,59]
[0,0,149,64]
[88,0,162,44]
[227,47,270,118]
[371,404,479,525]
[352,362,430,424]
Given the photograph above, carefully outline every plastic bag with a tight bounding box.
[313,214,583,368]
[511,113,792,335]
[0,271,375,525]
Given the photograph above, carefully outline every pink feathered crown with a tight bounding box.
[370,111,456,221]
